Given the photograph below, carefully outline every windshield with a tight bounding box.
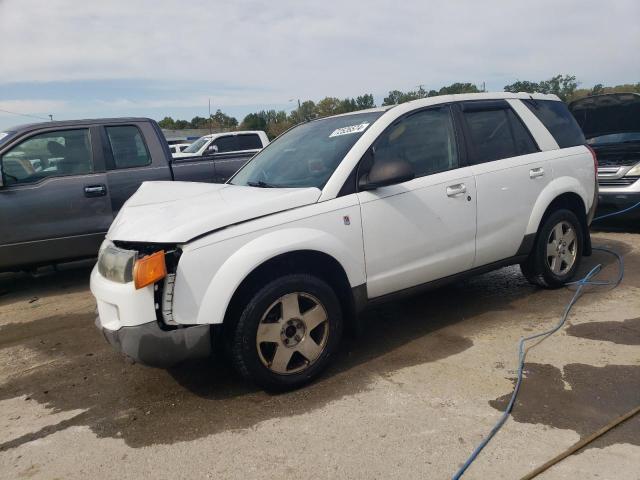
[587,132,640,145]
[182,137,209,153]
[230,111,384,188]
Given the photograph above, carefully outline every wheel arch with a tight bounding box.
[527,184,592,257]
[192,227,365,327]
[222,249,358,335]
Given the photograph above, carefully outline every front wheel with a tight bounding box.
[228,274,343,391]
[520,209,584,288]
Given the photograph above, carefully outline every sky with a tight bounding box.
[0,0,638,130]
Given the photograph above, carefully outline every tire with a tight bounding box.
[228,274,343,391]
[520,209,584,289]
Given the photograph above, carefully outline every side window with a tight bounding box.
[106,126,151,169]
[463,108,537,164]
[212,135,237,153]
[507,109,538,156]
[523,99,585,148]
[236,134,262,150]
[1,129,92,186]
[372,107,459,178]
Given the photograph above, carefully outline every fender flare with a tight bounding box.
[194,227,365,324]
[526,176,590,235]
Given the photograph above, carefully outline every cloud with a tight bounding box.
[0,0,638,127]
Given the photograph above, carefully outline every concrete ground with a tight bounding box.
[0,231,638,479]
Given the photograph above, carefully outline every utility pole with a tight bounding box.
[208,98,212,134]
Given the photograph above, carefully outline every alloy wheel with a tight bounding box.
[546,220,577,275]
[256,292,329,375]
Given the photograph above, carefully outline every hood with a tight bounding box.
[107,181,322,243]
[569,93,640,139]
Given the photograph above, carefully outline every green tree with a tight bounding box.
[504,74,579,102]
[210,109,238,130]
[158,116,176,129]
[355,94,375,109]
[437,82,480,95]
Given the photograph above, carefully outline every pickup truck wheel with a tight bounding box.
[229,274,343,391]
[520,209,583,289]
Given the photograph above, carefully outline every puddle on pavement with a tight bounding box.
[567,317,640,345]
[490,363,640,450]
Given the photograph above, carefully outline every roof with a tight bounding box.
[4,117,154,134]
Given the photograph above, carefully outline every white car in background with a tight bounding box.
[168,143,191,155]
[91,92,597,391]
[172,131,269,158]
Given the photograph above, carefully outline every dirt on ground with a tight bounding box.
[0,232,638,479]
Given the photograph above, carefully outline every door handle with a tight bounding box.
[446,183,466,197]
[84,184,107,197]
[529,167,545,179]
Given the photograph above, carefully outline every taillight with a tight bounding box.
[133,250,167,289]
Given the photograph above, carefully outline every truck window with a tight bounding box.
[463,108,537,163]
[1,129,92,186]
[212,135,237,153]
[523,99,585,148]
[372,107,459,178]
[106,126,152,169]
[236,134,262,150]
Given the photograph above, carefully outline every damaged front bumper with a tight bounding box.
[97,318,211,368]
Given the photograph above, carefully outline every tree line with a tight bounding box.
[158,75,640,139]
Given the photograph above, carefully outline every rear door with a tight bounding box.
[102,123,174,213]
[457,100,547,267]
[212,133,263,182]
[358,105,477,298]
[0,126,113,269]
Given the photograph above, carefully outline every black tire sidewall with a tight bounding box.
[230,274,343,391]
[534,209,584,287]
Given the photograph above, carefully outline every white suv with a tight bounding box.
[91,92,597,390]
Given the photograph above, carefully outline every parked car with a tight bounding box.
[172,131,269,159]
[91,93,597,390]
[0,118,256,271]
[569,92,640,222]
[168,142,191,155]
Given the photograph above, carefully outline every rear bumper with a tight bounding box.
[595,191,640,221]
[97,318,211,368]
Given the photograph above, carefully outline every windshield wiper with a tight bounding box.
[246,180,279,188]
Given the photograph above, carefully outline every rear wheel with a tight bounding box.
[520,209,583,288]
[228,274,343,391]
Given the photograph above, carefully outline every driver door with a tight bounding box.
[357,106,477,298]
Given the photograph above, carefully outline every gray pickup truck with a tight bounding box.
[0,118,266,271]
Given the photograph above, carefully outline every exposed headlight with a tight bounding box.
[98,241,136,283]
[626,163,640,176]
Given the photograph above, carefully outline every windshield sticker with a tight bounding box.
[329,122,370,138]
[0,133,8,141]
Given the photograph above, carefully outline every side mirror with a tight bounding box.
[208,144,219,154]
[358,159,415,191]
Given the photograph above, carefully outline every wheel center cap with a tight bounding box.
[281,318,305,347]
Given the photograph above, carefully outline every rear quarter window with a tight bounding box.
[523,99,585,148]
[236,134,263,150]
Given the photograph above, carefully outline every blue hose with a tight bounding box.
[452,247,625,480]
[593,200,640,222]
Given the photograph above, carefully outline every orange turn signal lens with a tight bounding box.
[133,250,167,289]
